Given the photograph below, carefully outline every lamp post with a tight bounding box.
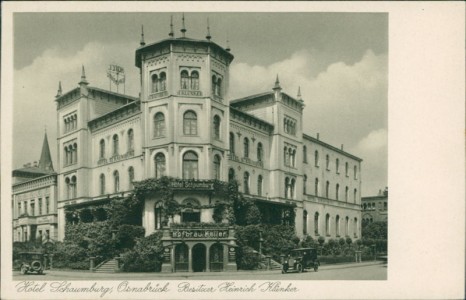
[258,229,264,257]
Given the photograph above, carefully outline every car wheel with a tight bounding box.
[297,264,303,273]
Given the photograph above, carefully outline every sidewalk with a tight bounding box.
[17,261,384,279]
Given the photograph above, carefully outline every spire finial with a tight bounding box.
[79,65,89,85]
[169,15,174,38]
[274,74,281,89]
[297,86,302,100]
[140,25,146,46]
[225,31,231,52]
[180,13,186,37]
[56,81,62,98]
[206,18,211,41]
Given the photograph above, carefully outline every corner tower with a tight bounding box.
[135,22,234,181]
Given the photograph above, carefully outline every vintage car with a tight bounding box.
[19,252,44,275]
[282,247,319,273]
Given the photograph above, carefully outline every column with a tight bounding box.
[188,246,193,272]
[205,244,210,272]
[26,225,31,242]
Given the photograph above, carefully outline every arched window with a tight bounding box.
[315,150,319,167]
[113,134,119,156]
[345,162,349,176]
[326,181,330,198]
[228,168,235,182]
[336,158,340,173]
[114,171,120,193]
[154,112,166,138]
[291,149,296,167]
[257,175,263,196]
[190,71,199,90]
[243,138,249,158]
[180,70,189,89]
[345,186,349,202]
[284,146,289,166]
[216,78,222,96]
[345,216,349,236]
[154,202,163,230]
[69,145,74,164]
[257,143,263,162]
[303,210,308,235]
[99,139,105,159]
[183,151,198,179]
[336,184,340,200]
[154,153,166,179]
[325,214,330,236]
[354,217,358,237]
[213,115,221,140]
[128,167,134,189]
[65,177,71,199]
[354,189,358,203]
[151,74,159,93]
[315,178,319,196]
[183,111,197,135]
[213,155,221,180]
[290,178,296,199]
[159,72,167,91]
[314,212,319,235]
[127,129,134,152]
[181,198,201,223]
[211,75,217,95]
[285,177,290,198]
[354,165,358,179]
[73,143,78,163]
[64,147,69,165]
[326,154,330,170]
[243,172,250,194]
[71,176,77,198]
[99,174,105,195]
[336,215,340,236]
[303,145,307,163]
[303,175,307,194]
[229,132,235,154]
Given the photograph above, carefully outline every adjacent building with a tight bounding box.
[12,133,58,242]
[361,188,388,224]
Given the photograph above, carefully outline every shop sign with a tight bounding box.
[171,229,229,239]
[169,180,214,190]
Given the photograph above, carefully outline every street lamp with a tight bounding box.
[258,229,264,257]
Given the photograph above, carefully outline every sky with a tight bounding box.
[12,12,388,196]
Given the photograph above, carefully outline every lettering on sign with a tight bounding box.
[169,180,214,190]
[171,229,229,239]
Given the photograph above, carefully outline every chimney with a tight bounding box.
[316,133,320,140]
[341,144,344,150]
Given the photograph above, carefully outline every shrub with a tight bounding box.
[236,246,260,270]
[115,225,145,251]
[120,232,164,272]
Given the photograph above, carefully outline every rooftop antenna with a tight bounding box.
[206,18,212,41]
[169,15,174,38]
[180,13,187,38]
[140,25,146,46]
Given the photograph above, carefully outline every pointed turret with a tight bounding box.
[206,18,212,41]
[38,132,54,172]
[169,15,174,38]
[140,25,146,46]
[55,81,62,98]
[79,65,89,86]
[273,74,282,91]
[180,13,187,38]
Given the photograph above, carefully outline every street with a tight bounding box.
[12,261,386,281]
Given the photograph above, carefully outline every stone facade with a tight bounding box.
[361,188,388,224]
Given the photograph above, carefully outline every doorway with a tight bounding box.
[192,243,206,272]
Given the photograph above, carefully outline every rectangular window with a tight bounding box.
[46,197,50,214]
[30,201,35,216]
[38,198,42,215]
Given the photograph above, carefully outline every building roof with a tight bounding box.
[303,133,363,162]
[38,132,54,172]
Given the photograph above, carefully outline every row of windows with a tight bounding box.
[154,111,222,139]
[363,202,387,211]
[304,211,359,238]
[64,143,77,166]
[229,133,264,161]
[99,167,135,195]
[64,113,77,133]
[228,168,264,196]
[99,129,134,159]
[17,197,50,217]
[64,176,77,199]
[303,146,359,180]
[150,70,223,97]
[284,117,297,136]
[307,178,358,202]
[284,146,297,167]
